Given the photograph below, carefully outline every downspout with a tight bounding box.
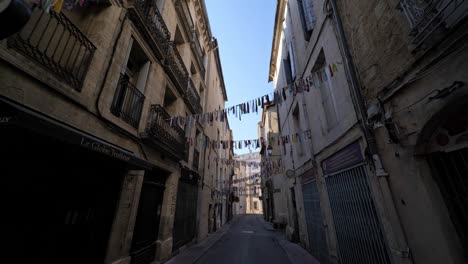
[327,0,412,262]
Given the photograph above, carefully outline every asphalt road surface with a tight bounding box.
[195,214,291,264]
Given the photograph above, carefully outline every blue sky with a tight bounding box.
[205,0,277,155]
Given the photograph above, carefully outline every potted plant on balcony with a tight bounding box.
[0,0,32,39]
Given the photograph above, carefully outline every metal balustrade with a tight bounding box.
[132,0,171,54]
[187,78,203,114]
[167,42,190,91]
[144,104,185,160]
[8,8,96,90]
[111,74,145,128]
[399,0,468,49]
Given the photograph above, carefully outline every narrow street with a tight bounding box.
[196,215,290,264]
[1,0,467,263]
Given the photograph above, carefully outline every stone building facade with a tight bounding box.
[258,102,288,227]
[0,0,230,263]
[268,0,468,264]
[232,151,263,215]
[334,0,468,263]
[268,0,417,263]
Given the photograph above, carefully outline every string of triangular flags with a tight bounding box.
[185,129,312,151]
[214,157,282,171]
[226,173,261,185]
[169,62,342,126]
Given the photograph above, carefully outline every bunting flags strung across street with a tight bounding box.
[184,130,312,151]
[226,173,261,185]
[213,157,282,171]
[169,63,341,126]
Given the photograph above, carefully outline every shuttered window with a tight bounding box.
[297,0,316,40]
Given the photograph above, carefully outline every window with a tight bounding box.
[193,130,201,169]
[283,43,296,85]
[312,51,338,130]
[292,105,303,156]
[254,201,258,210]
[297,0,316,41]
[111,38,149,128]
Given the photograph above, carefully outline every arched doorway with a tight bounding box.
[419,99,468,256]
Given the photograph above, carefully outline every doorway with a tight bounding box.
[130,170,167,264]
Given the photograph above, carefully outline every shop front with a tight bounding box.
[1,97,152,264]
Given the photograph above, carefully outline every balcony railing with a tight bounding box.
[187,78,202,114]
[399,0,468,49]
[111,74,145,128]
[8,8,96,90]
[166,42,190,91]
[131,0,171,57]
[144,104,185,160]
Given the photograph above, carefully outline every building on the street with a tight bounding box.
[232,151,263,215]
[258,102,288,227]
[267,0,417,263]
[0,0,231,263]
[333,1,468,263]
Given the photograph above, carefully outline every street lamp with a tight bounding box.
[267,145,273,156]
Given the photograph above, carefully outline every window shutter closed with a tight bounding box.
[302,0,316,31]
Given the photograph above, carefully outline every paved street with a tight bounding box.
[195,215,290,264]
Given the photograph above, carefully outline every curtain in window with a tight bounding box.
[302,0,316,31]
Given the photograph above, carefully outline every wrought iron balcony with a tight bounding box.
[142,104,185,160]
[166,42,190,93]
[111,74,145,128]
[187,78,203,114]
[399,0,468,49]
[8,8,96,90]
[130,0,171,59]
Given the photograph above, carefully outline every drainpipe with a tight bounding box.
[327,0,412,262]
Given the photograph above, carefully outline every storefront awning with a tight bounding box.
[0,96,153,170]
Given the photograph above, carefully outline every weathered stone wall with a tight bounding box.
[335,0,468,263]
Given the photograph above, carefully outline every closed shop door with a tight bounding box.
[326,165,391,264]
[302,180,329,264]
[130,170,166,264]
[172,170,199,251]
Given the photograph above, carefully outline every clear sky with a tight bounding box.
[205,0,277,156]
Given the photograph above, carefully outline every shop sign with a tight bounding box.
[80,137,131,162]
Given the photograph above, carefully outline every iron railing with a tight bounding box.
[111,74,145,128]
[399,0,468,49]
[187,78,203,114]
[145,104,185,159]
[167,42,189,91]
[132,0,171,54]
[8,8,96,90]
[174,0,205,77]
